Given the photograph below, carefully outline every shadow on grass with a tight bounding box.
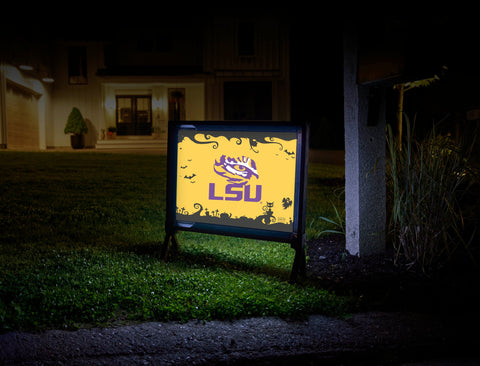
[119,241,292,282]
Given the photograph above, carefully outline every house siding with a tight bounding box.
[1,11,291,150]
[49,42,105,148]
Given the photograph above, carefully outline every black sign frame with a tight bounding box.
[162,121,309,281]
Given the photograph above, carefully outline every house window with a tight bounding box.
[238,22,255,56]
[116,95,152,136]
[224,82,272,120]
[168,89,185,121]
[68,47,87,85]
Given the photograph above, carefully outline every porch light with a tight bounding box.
[19,64,34,71]
[105,96,115,111]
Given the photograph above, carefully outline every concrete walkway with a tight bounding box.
[1,311,479,365]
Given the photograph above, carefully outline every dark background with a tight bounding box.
[289,11,480,149]
[3,8,479,150]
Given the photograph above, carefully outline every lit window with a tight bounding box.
[115,96,152,136]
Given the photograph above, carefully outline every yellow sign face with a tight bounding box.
[176,130,298,232]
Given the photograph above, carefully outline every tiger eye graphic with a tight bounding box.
[213,155,259,186]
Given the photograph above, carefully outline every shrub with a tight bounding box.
[386,117,477,274]
[64,107,88,135]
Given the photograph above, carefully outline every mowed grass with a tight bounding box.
[0,151,346,331]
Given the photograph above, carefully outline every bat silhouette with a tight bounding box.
[185,173,196,179]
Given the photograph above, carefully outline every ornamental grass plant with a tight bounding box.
[386,116,478,275]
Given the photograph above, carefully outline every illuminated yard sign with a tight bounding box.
[163,121,309,280]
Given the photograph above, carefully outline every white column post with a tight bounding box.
[343,25,386,256]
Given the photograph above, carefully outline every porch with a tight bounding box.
[95,135,167,153]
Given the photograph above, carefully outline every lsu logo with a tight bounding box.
[213,155,258,185]
[209,155,261,202]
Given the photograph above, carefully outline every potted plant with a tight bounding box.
[107,126,117,139]
[64,107,88,149]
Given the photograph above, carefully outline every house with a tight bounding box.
[0,11,291,151]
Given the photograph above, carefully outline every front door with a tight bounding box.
[116,95,152,136]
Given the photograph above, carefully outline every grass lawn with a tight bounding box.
[0,151,346,331]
